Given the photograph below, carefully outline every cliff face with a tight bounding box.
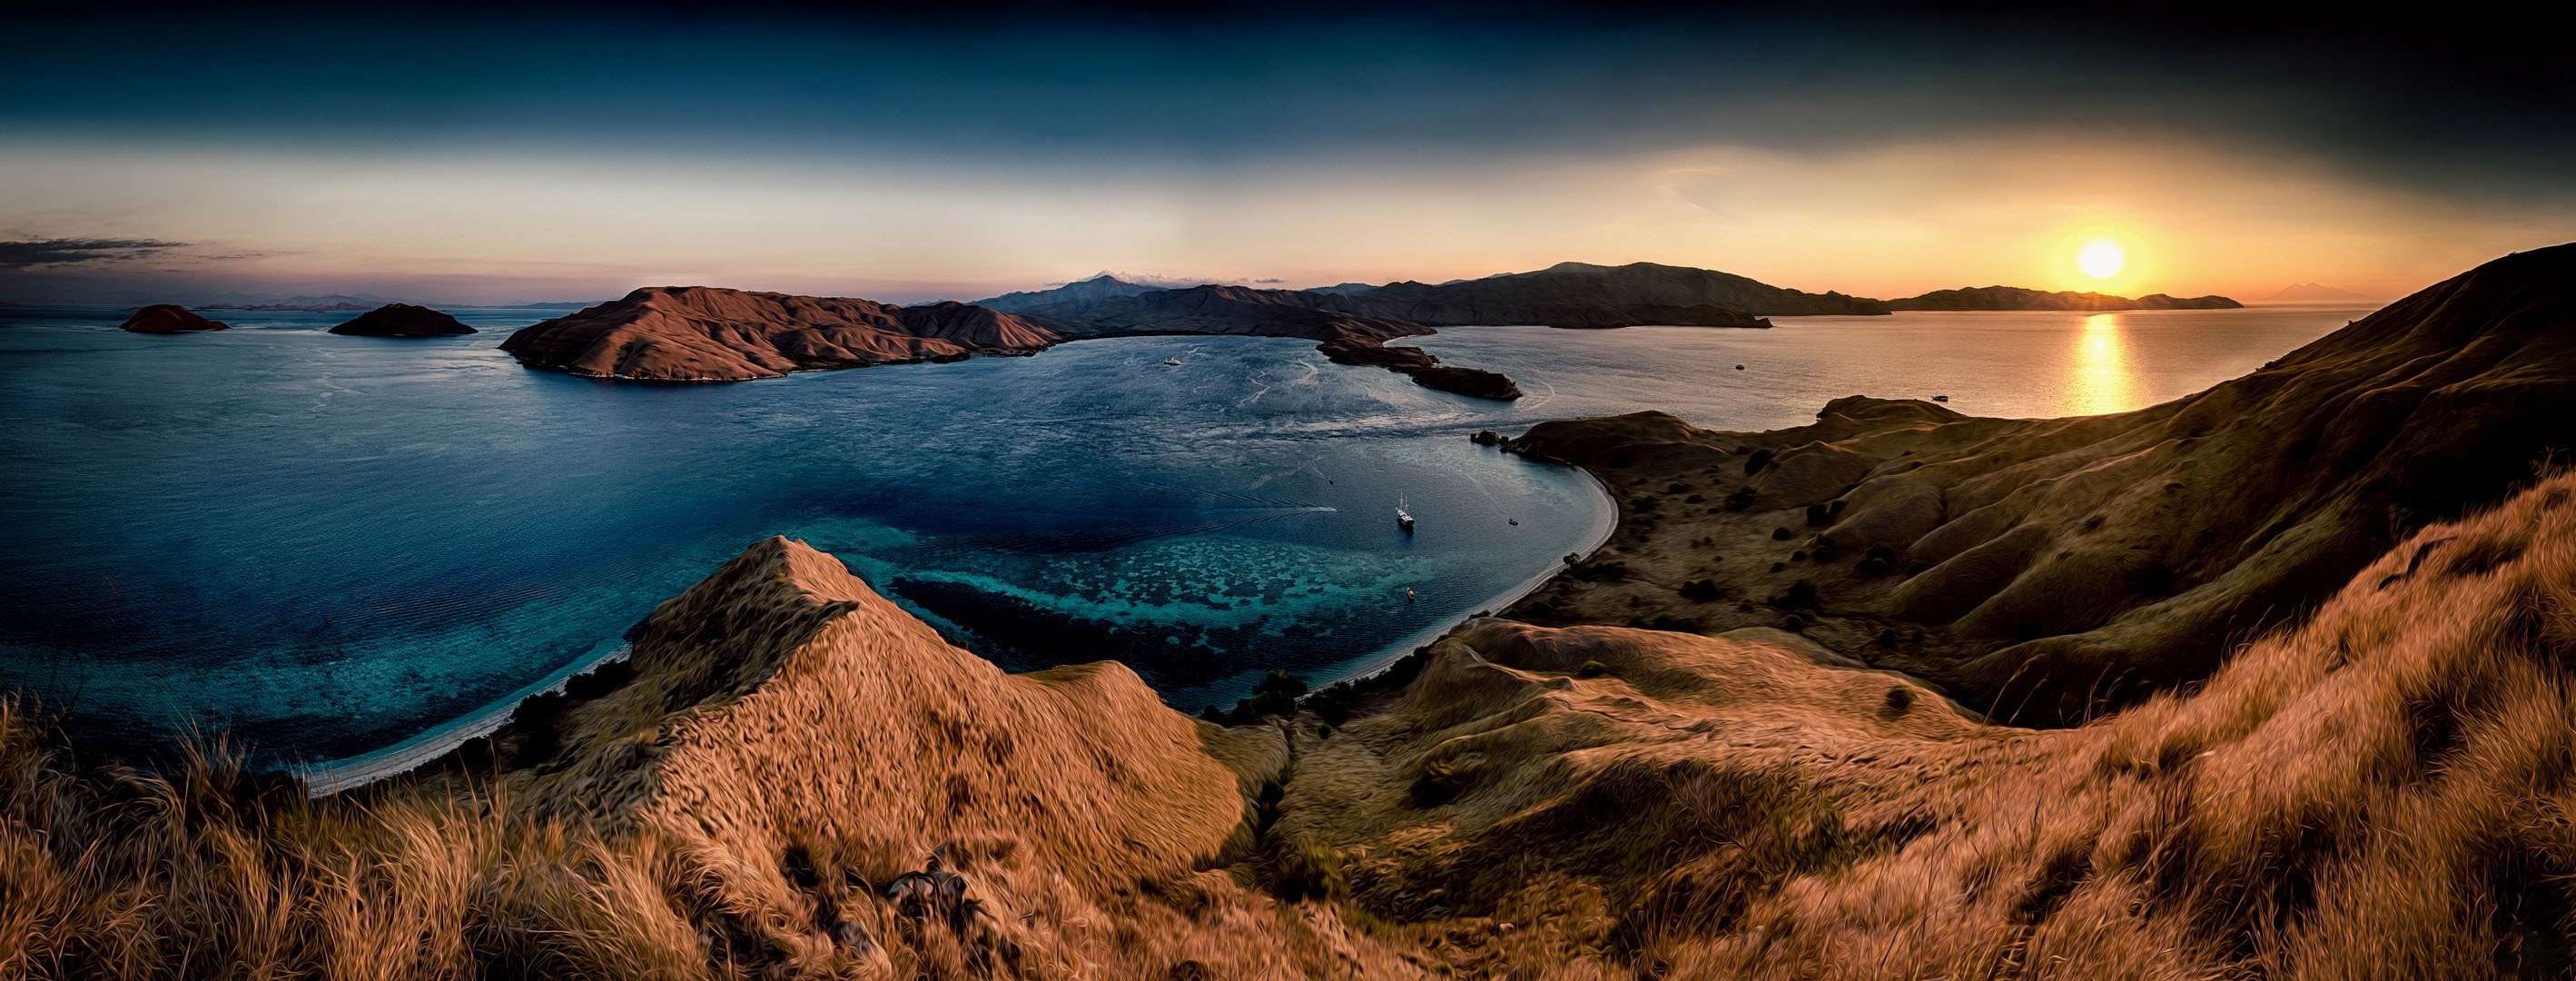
[329,303,477,337]
[498,287,1061,382]
[117,304,230,332]
[1887,285,2243,311]
[1505,243,2576,724]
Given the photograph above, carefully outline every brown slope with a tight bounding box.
[1500,243,2576,724]
[1886,285,2243,311]
[498,287,1061,382]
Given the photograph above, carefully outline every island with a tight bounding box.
[1886,285,2242,311]
[329,303,478,337]
[117,304,230,333]
[497,287,1061,382]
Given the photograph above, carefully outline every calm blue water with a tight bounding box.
[0,302,2362,772]
[0,307,1610,768]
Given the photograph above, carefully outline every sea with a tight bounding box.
[0,302,2370,777]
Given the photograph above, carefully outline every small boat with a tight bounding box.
[1508,518,1519,526]
[1932,394,1949,402]
[1405,587,1416,601]
[1734,364,1745,371]
[1163,357,1183,367]
[1397,494,1416,533]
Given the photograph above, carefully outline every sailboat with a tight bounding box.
[1396,494,1416,533]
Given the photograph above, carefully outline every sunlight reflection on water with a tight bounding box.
[2070,313,2139,416]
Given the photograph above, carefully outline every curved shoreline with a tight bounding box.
[297,641,629,795]
[301,441,1614,794]
[1318,453,1618,689]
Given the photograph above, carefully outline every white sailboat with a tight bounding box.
[1397,493,1416,533]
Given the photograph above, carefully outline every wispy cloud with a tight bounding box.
[0,237,192,270]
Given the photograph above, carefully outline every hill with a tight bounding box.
[972,273,1178,312]
[1321,261,1882,322]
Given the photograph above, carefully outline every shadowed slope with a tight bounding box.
[1505,243,2576,723]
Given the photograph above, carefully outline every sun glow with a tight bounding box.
[2077,239,2127,280]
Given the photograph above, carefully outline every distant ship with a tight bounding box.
[1163,357,1183,366]
[1397,494,1416,533]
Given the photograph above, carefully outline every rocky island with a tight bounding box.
[116,304,231,333]
[497,286,1061,382]
[329,303,477,337]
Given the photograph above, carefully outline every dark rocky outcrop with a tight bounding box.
[1887,285,2241,311]
[118,304,230,333]
[1317,337,1521,400]
[329,303,477,337]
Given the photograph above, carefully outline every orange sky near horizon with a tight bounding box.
[3,131,2565,305]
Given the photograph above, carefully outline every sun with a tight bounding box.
[2077,239,2127,281]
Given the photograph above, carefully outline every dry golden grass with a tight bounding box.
[9,475,2576,976]
[1271,471,2576,977]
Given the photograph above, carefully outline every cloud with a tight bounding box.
[0,235,190,264]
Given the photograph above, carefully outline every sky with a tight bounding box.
[3,3,2568,305]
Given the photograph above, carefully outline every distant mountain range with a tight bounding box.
[974,273,1181,312]
[975,263,2236,322]
[2265,282,2376,302]
[196,292,397,312]
[1886,286,2243,312]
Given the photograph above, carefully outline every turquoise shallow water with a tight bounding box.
[0,308,1610,768]
[0,302,2363,771]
